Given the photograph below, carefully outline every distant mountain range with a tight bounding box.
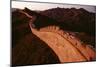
[40,7,95,36]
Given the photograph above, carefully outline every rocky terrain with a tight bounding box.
[12,7,96,66]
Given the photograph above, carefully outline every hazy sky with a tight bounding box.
[12,1,96,13]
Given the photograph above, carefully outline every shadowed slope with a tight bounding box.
[12,33,60,66]
[12,10,60,66]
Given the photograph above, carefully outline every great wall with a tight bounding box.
[18,10,96,63]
